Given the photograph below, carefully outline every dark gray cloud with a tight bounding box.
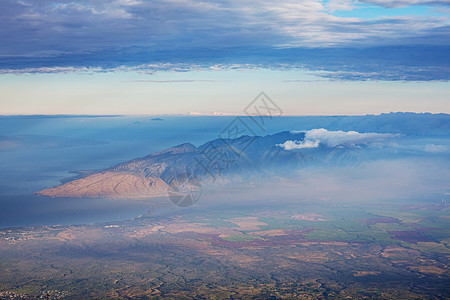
[0,0,449,80]
[1,45,449,81]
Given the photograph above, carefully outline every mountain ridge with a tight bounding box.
[36,127,417,199]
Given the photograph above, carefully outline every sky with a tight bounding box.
[0,0,450,115]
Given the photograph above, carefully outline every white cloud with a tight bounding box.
[278,128,397,150]
[278,139,320,150]
[0,66,104,74]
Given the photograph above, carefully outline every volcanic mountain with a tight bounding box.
[37,130,368,199]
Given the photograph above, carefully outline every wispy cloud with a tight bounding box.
[327,0,356,11]
[424,144,449,153]
[361,0,450,8]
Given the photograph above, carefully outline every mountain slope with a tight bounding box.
[36,130,382,199]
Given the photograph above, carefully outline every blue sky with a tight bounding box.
[0,0,449,115]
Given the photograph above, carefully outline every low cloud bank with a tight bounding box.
[278,128,397,150]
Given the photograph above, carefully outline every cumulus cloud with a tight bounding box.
[278,128,397,150]
[279,139,320,150]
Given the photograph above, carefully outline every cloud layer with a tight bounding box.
[0,0,449,79]
[278,128,397,150]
